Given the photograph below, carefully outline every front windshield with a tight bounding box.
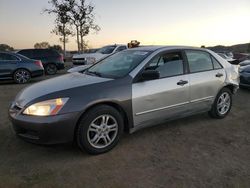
[96,45,116,54]
[86,50,151,78]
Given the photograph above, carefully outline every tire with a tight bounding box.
[76,105,124,155]
[209,87,232,119]
[45,64,57,75]
[13,69,31,84]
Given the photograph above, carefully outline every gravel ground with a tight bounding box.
[0,69,250,188]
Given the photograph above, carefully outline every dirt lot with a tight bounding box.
[0,70,250,188]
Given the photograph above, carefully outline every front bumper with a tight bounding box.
[72,58,88,65]
[9,107,80,144]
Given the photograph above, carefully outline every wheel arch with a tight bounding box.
[74,101,131,140]
[224,84,238,94]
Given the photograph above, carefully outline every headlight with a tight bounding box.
[23,98,69,116]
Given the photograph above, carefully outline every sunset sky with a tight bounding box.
[0,0,250,50]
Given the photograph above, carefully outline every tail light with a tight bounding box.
[58,54,64,62]
[34,60,43,68]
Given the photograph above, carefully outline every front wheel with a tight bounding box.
[209,88,232,119]
[76,105,124,155]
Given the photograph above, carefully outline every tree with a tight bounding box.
[69,0,100,52]
[128,40,140,48]
[0,44,14,51]
[44,0,74,56]
[49,44,63,52]
[34,42,50,49]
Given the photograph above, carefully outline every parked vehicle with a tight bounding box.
[0,51,44,84]
[217,53,239,64]
[239,65,250,88]
[239,56,250,66]
[17,49,64,75]
[9,46,239,154]
[72,44,128,65]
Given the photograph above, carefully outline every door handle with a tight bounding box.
[177,80,188,86]
[215,73,223,78]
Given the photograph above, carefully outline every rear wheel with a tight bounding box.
[45,64,57,75]
[76,105,124,155]
[13,69,31,84]
[209,88,232,119]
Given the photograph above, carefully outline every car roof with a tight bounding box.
[129,45,206,52]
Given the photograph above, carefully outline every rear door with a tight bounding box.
[185,50,225,112]
[0,53,19,78]
[132,50,190,127]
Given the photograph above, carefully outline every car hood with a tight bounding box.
[15,73,112,107]
[73,53,106,59]
[67,65,91,73]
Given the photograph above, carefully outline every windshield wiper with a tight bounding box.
[86,70,102,77]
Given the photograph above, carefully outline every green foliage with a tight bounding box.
[0,44,14,51]
[49,45,63,52]
[34,42,50,49]
[34,42,62,52]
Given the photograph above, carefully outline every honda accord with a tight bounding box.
[9,46,239,154]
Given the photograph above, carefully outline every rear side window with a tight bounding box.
[33,49,46,57]
[32,49,58,57]
[186,50,213,73]
[212,56,223,69]
[0,53,19,61]
[146,52,184,78]
[19,50,33,58]
[116,46,127,52]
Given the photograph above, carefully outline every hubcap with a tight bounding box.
[217,92,231,115]
[87,115,118,149]
[15,70,30,83]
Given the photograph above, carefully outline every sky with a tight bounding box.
[0,0,250,50]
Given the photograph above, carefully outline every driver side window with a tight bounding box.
[146,52,184,78]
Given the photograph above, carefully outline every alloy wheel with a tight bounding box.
[14,69,30,84]
[87,115,118,149]
[217,92,231,115]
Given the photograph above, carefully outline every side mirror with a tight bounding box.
[140,70,160,81]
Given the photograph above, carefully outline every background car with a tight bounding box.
[239,65,250,88]
[217,53,239,64]
[239,55,250,66]
[17,49,64,75]
[0,51,44,84]
[72,44,128,65]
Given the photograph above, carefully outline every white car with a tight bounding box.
[72,45,128,65]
